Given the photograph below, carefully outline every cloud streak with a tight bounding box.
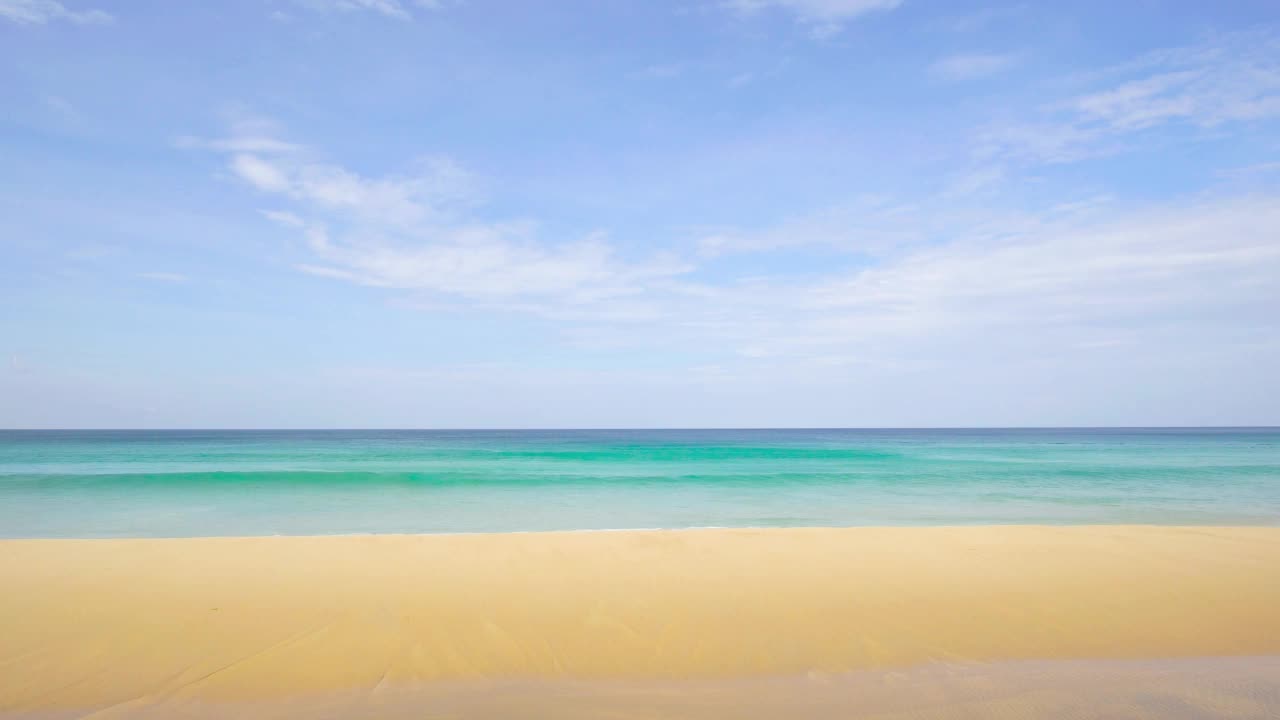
[930,52,1018,80]
[979,32,1280,165]
[723,0,901,37]
[191,110,1280,371]
[195,123,691,304]
[288,0,445,20]
[642,195,1280,364]
[0,0,111,25]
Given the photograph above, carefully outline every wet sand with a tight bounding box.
[14,656,1276,720]
[2,526,1279,718]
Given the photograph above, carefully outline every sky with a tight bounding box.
[2,0,1279,428]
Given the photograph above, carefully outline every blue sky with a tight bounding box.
[3,0,1279,427]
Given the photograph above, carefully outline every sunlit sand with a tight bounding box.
[3,526,1279,718]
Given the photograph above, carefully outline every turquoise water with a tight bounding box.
[1,429,1277,537]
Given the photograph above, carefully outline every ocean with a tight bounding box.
[1,428,1277,538]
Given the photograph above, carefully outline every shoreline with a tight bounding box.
[7,519,1280,541]
[3,525,1280,715]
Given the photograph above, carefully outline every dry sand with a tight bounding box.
[2,525,1280,718]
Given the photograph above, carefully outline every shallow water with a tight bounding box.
[2,428,1278,537]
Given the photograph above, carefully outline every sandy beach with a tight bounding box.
[3,525,1280,718]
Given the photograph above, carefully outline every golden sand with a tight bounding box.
[36,656,1276,720]
[2,526,1279,717]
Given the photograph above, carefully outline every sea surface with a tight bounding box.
[1,428,1277,538]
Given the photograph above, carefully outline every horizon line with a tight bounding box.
[2,426,1278,432]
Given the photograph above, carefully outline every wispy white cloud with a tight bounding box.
[231,154,294,193]
[234,153,477,228]
[930,52,1018,80]
[175,135,302,154]
[616,195,1280,365]
[296,228,688,302]
[1217,160,1280,179]
[799,197,1280,326]
[191,121,691,304]
[0,0,111,25]
[288,0,445,20]
[723,0,901,38]
[980,32,1280,165]
[260,209,307,227]
[1071,59,1280,130]
[192,114,1280,367]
